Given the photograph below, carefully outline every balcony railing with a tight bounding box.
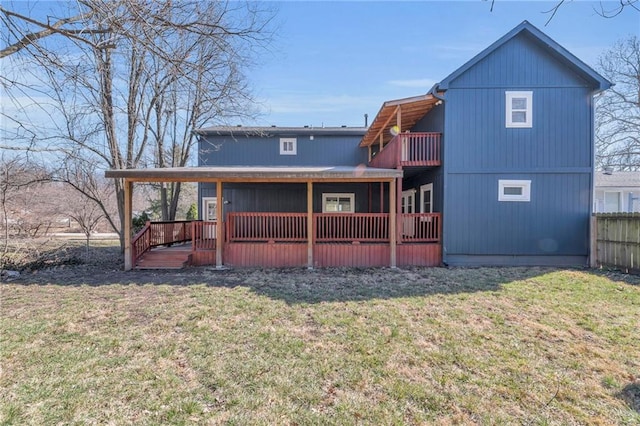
[225,212,441,243]
[131,220,193,266]
[227,212,308,242]
[369,132,441,169]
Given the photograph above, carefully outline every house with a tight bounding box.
[594,171,640,213]
[106,20,610,270]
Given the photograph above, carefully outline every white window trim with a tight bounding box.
[506,91,533,128]
[498,180,531,202]
[202,197,218,221]
[402,189,416,214]
[420,183,433,213]
[322,193,355,213]
[280,137,297,155]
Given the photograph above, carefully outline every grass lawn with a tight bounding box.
[1,266,639,425]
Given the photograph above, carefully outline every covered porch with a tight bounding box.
[106,166,442,270]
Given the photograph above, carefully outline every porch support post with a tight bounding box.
[307,181,314,269]
[216,180,223,269]
[396,167,403,246]
[123,179,133,271]
[368,145,372,162]
[379,133,383,153]
[397,105,402,132]
[389,178,397,268]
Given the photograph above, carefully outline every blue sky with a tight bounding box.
[249,1,639,127]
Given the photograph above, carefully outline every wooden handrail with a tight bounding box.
[227,212,307,242]
[370,132,441,169]
[131,220,195,266]
[315,213,390,242]
[400,213,441,242]
[131,221,152,266]
[192,221,217,250]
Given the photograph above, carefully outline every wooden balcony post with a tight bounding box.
[396,170,402,246]
[216,180,223,269]
[390,179,397,268]
[307,181,314,269]
[124,179,133,271]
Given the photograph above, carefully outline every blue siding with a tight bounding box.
[199,134,368,166]
[200,182,379,216]
[444,173,590,257]
[413,103,444,133]
[441,29,596,265]
[445,87,593,171]
[449,33,591,89]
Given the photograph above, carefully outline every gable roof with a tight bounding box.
[595,171,640,189]
[438,20,611,92]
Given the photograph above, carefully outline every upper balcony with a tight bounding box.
[369,132,441,169]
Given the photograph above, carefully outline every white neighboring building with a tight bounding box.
[594,171,640,213]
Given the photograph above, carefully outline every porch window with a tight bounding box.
[280,137,297,155]
[322,193,355,213]
[420,183,433,213]
[498,180,531,202]
[505,91,532,128]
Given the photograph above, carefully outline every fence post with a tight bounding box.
[589,214,597,268]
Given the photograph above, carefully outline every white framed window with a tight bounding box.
[202,197,217,220]
[280,137,297,155]
[401,190,415,214]
[322,193,355,213]
[506,91,532,128]
[498,180,531,202]
[420,183,433,213]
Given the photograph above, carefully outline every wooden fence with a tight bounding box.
[593,213,640,272]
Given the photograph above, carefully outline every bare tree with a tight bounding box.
[596,35,640,170]
[486,0,639,25]
[1,1,274,250]
[0,155,51,266]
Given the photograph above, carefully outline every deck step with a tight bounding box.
[135,248,191,269]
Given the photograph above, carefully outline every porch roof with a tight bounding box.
[105,166,402,183]
[359,93,441,148]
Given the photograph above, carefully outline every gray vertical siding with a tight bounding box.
[442,32,596,265]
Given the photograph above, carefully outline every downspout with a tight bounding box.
[428,83,447,265]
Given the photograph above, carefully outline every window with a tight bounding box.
[322,193,355,213]
[505,91,532,128]
[280,137,297,155]
[202,197,217,220]
[402,190,415,214]
[498,180,531,202]
[420,183,433,213]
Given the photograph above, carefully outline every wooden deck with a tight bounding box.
[135,243,192,269]
[133,213,442,269]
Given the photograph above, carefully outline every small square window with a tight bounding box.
[499,180,531,202]
[506,91,532,128]
[280,137,297,155]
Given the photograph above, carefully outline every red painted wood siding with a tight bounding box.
[314,244,390,267]
[224,242,307,267]
[397,244,441,267]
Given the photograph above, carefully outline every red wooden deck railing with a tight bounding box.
[192,221,217,250]
[227,212,308,242]
[131,220,193,266]
[315,213,389,242]
[400,213,442,242]
[369,132,441,169]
